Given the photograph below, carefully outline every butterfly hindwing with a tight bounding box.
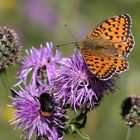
[114,34,134,57]
[114,58,128,74]
[82,48,116,80]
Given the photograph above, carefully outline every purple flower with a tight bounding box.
[10,85,67,140]
[53,51,116,111]
[17,42,62,87]
[22,0,58,30]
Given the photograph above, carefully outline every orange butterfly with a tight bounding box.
[76,14,134,80]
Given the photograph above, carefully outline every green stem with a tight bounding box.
[36,136,41,140]
[3,71,10,90]
[0,71,10,94]
[125,127,132,140]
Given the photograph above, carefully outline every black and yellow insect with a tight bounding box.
[39,93,54,117]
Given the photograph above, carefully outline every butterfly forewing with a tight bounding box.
[86,14,132,43]
[82,47,116,80]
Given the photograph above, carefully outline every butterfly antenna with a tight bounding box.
[57,24,78,48]
[57,42,76,47]
[64,24,78,42]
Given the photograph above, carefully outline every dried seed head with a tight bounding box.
[0,26,22,71]
[121,96,140,127]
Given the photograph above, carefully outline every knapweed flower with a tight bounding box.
[10,85,68,140]
[53,51,116,111]
[22,0,58,30]
[0,26,22,71]
[17,42,62,87]
[121,96,140,127]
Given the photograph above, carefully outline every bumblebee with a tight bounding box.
[39,93,54,117]
[11,89,54,117]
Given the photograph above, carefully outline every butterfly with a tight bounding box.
[76,14,134,80]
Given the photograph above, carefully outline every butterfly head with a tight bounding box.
[75,42,84,49]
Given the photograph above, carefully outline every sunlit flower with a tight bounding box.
[17,42,62,87]
[53,51,116,111]
[10,85,68,140]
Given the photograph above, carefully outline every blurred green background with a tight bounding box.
[0,0,140,139]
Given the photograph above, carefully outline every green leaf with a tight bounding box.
[75,128,91,140]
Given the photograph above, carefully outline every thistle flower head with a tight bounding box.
[121,96,140,127]
[53,51,116,111]
[17,42,62,87]
[0,26,22,71]
[10,85,68,140]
